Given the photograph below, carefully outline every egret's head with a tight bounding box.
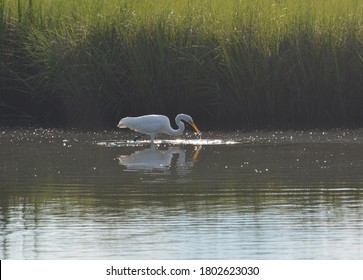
[179,114,201,136]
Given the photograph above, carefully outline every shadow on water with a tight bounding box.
[0,128,363,259]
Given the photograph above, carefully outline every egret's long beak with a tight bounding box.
[190,121,201,135]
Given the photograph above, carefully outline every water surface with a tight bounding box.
[1,128,362,259]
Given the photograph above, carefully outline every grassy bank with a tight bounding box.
[1,0,362,128]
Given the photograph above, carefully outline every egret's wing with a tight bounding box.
[120,115,168,134]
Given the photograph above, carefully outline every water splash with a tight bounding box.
[96,138,240,147]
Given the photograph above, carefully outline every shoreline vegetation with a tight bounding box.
[0,0,362,129]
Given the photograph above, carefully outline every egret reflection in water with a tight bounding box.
[113,137,238,173]
[117,145,200,174]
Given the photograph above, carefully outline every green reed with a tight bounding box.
[1,0,362,128]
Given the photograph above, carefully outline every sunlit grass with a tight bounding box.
[1,0,362,127]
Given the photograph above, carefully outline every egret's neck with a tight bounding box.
[165,115,185,136]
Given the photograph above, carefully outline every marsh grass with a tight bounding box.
[0,0,362,128]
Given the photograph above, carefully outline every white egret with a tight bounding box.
[117,114,201,143]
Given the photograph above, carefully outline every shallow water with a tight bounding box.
[0,128,363,259]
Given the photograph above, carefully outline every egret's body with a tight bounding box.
[117,114,201,143]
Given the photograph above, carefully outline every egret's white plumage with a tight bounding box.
[117,114,201,143]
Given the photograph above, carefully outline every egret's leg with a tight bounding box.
[150,134,155,144]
